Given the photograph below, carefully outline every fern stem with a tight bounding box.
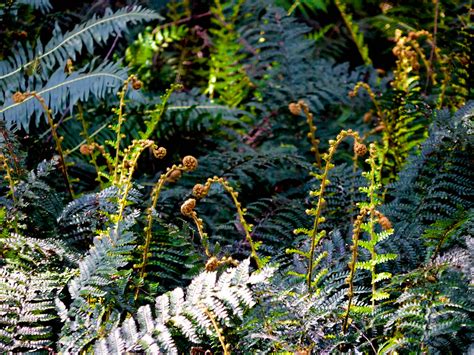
[193,177,263,269]
[115,140,164,229]
[431,218,465,261]
[307,130,364,293]
[140,84,181,140]
[76,103,105,187]
[350,82,386,125]
[0,154,17,205]
[216,177,262,268]
[300,101,322,169]
[342,207,368,333]
[0,127,22,177]
[112,76,133,185]
[202,306,231,355]
[189,213,212,258]
[135,162,191,300]
[334,0,372,65]
[30,92,74,199]
[367,147,378,309]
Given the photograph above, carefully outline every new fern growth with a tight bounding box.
[134,155,199,299]
[294,129,366,293]
[190,176,265,269]
[343,143,396,333]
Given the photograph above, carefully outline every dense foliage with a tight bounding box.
[0,0,472,353]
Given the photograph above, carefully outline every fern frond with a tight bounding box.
[0,61,127,131]
[93,259,274,354]
[0,5,161,102]
[59,216,138,353]
[15,0,52,13]
[0,268,68,352]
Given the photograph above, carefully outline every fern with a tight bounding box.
[383,102,474,269]
[207,0,251,107]
[15,0,52,13]
[241,4,373,114]
[0,61,128,131]
[334,0,371,65]
[132,218,202,299]
[0,268,68,352]
[58,215,139,353]
[0,5,161,102]
[92,259,274,354]
[378,248,473,354]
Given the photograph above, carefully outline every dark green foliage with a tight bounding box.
[0,0,472,353]
[242,5,372,114]
[135,219,202,296]
[376,248,473,353]
[383,101,474,269]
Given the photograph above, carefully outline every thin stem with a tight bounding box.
[76,103,105,187]
[350,82,386,126]
[202,306,230,355]
[342,207,368,333]
[194,177,263,269]
[112,76,133,185]
[0,128,22,177]
[213,177,262,268]
[190,213,212,258]
[114,140,160,235]
[301,102,321,169]
[368,155,377,309]
[0,155,17,205]
[30,93,74,198]
[307,130,363,293]
[135,165,189,300]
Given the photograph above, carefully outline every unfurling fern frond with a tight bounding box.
[0,5,161,103]
[93,259,274,354]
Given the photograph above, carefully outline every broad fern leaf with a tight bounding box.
[0,5,161,102]
[16,0,52,13]
[0,61,127,131]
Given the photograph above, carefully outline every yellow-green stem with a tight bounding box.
[307,131,362,293]
[112,76,133,184]
[342,207,369,333]
[202,306,230,355]
[76,103,105,187]
[135,165,188,300]
[202,177,262,269]
[0,155,16,205]
[301,104,321,169]
[217,178,262,269]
